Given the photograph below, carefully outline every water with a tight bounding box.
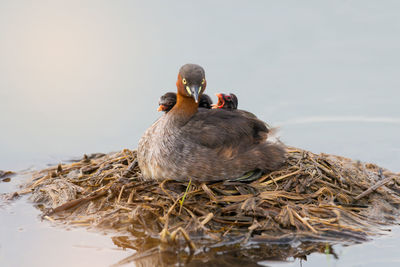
[1,1,399,266]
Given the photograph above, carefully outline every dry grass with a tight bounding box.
[15,147,400,262]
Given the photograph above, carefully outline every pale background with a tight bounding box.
[1,1,399,266]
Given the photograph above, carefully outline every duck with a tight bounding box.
[158,92,213,113]
[137,64,286,182]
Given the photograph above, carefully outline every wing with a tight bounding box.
[182,109,269,149]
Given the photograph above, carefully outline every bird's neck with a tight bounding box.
[170,92,198,121]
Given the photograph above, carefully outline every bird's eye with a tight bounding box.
[182,78,187,85]
[225,96,231,101]
[201,79,205,85]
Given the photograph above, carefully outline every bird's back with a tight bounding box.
[138,108,285,181]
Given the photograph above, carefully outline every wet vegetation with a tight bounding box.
[0,170,14,183]
[10,148,400,266]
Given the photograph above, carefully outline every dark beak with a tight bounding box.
[189,85,201,103]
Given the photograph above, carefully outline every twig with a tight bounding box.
[354,176,393,200]
[258,170,301,186]
[45,187,109,216]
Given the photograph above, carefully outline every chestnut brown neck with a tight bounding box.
[170,92,198,120]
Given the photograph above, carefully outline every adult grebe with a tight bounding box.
[137,64,286,181]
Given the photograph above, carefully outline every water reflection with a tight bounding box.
[111,235,340,267]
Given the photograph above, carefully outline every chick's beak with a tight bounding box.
[157,105,167,111]
[213,93,225,109]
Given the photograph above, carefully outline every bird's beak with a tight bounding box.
[157,105,167,112]
[187,85,201,103]
[213,93,225,109]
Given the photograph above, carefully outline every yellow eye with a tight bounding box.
[201,79,205,85]
[182,78,187,85]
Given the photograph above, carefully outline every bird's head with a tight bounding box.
[176,64,207,103]
[157,92,177,112]
[213,93,238,110]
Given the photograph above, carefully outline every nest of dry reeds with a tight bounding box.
[17,147,400,257]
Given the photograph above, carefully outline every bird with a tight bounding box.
[158,92,213,113]
[212,93,238,110]
[137,64,286,182]
[159,91,268,141]
[157,92,177,112]
[212,92,265,122]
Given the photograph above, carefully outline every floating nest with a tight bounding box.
[14,147,400,265]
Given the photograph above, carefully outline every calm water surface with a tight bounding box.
[1,1,399,266]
